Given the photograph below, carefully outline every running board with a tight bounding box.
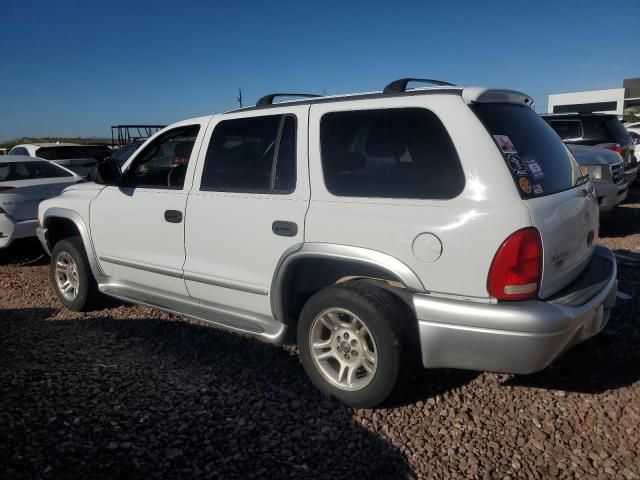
[97,278,288,343]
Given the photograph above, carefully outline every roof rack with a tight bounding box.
[383,78,456,94]
[256,93,322,106]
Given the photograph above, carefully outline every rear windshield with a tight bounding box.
[0,161,73,181]
[36,146,93,160]
[472,103,583,198]
[601,116,632,145]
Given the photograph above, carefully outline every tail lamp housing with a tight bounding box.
[488,227,542,301]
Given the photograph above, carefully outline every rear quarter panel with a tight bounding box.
[306,95,531,299]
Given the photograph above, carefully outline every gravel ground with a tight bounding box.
[1,189,640,479]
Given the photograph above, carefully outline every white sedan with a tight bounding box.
[0,156,83,249]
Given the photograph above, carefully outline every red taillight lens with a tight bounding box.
[488,227,542,301]
[604,144,623,155]
[0,186,16,192]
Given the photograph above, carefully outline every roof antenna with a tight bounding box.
[237,88,243,108]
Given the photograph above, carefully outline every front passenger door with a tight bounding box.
[90,123,204,295]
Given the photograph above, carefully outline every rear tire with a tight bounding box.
[50,237,102,311]
[297,282,410,408]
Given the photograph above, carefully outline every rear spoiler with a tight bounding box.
[462,87,534,108]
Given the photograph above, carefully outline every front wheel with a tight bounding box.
[297,282,410,408]
[50,237,102,311]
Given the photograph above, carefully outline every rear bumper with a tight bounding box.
[0,216,38,249]
[595,179,628,212]
[413,246,617,374]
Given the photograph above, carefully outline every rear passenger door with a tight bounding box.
[183,106,309,319]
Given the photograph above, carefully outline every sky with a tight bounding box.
[1,0,638,141]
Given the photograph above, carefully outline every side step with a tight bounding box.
[98,278,288,343]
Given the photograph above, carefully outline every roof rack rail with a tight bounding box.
[383,78,456,94]
[256,93,322,106]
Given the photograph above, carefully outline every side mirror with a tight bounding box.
[93,159,122,185]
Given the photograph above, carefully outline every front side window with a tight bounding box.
[123,125,200,189]
[0,161,73,181]
[320,108,464,199]
[201,114,297,193]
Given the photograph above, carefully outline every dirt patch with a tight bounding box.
[1,190,640,479]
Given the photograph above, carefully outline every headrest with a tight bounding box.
[326,151,366,173]
[364,123,406,158]
[174,141,193,158]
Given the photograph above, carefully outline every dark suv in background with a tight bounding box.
[542,113,637,184]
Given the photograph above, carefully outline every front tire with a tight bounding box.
[50,237,102,311]
[297,282,409,408]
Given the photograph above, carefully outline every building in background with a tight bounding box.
[548,78,640,122]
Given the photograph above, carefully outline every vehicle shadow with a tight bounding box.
[504,256,639,394]
[0,308,414,479]
[600,186,640,238]
[0,238,48,266]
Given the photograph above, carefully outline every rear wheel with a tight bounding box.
[297,282,410,408]
[50,237,102,311]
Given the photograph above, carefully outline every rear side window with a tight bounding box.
[9,147,28,156]
[201,114,297,193]
[472,104,583,198]
[320,108,464,199]
[601,117,632,145]
[0,161,72,181]
[580,116,613,142]
[547,120,582,140]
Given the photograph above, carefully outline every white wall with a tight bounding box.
[548,88,625,115]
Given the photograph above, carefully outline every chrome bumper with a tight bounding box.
[413,246,617,374]
[36,226,51,255]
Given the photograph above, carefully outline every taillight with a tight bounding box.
[603,144,623,155]
[0,186,16,192]
[488,227,542,301]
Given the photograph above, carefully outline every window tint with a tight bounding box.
[201,115,297,193]
[124,125,200,189]
[320,108,464,199]
[473,104,582,198]
[547,120,582,140]
[0,161,73,181]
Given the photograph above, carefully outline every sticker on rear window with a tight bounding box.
[518,177,532,194]
[524,159,544,178]
[494,135,517,154]
[507,154,528,176]
[532,183,543,194]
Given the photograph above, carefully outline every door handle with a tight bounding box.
[164,210,183,223]
[272,220,298,237]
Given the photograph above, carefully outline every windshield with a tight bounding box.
[472,103,583,198]
[0,161,73,181]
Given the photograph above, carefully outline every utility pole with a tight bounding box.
[237,88,243,108]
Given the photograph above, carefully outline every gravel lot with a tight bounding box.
[1,189,639,479]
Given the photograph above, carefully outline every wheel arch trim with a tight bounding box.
[42,207,105,278]
[270,242,426,323]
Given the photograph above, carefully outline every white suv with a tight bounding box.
[37,79,618,407]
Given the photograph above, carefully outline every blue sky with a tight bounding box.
[1,0,638,141]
